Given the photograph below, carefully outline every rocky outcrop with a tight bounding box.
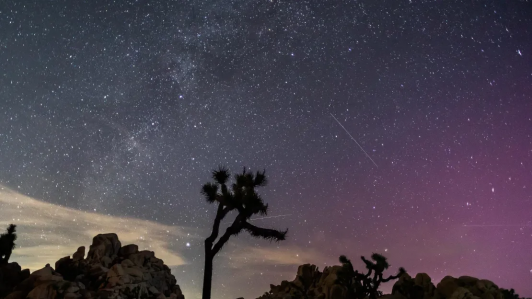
[259,265,511,299]
[391,273,505,299]
[0,262,30,297]
[3,233,184,299]
[258,264,349,299]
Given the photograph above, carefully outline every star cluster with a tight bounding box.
[1,0,531,298]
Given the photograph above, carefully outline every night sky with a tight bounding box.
[1,1,532,298]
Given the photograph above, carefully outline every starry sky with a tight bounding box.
[1,0,532,298]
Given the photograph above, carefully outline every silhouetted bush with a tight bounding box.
[501,288,532,299]
[336,253,405,299]
[0,224,17,264]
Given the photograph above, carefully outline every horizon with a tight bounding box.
[1,182,530,298]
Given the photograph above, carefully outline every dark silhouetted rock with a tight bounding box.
[260,266,511,299]
[392,272,435,299]
[390,273,508,299]
[119,244,139,257]
[73,246,85,261]
[0,262,30,297]
[3,234,184,299]
[258,264,347,299]
[87,233,121,263]
[4,290,26,299]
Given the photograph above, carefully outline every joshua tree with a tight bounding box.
[502,289,519,299]
[201,167,288,299]
[337,253,405,299]
[501,288,531,299]
[0,224,17,264]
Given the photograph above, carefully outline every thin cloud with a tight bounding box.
[0,185,192,271]
[226,245,329,267]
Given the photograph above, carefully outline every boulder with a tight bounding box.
[293,264,319,290]
[392,273,421,299]
[30,264,54,278]
[106,264,125,278]
[149,286,160,295]
[72,246,85,261]
[475,280,502,299]
[26,281,60,299]
[128,250,155,267]
[414,273,436,299]
[64,293,81,299]
[87,264,108,279]
[121,259,135,268]
[458,276,479,287]
[101,256,113,268]
[317,265,343,295]
[438,276,461,298]
[4,290,27,299]
[86,233,121,263]
[258,264,347,299]
[20,269,30,280]
[124,266,143,280]
[55,256,72,271]
[28,264,63,286]
[330,284,347,299]
[55,256,81,281]
[0,262,28,297]
[66,285,80,293]
[13,275,38,293]
[449,287,479,299]
[119,244,139,257]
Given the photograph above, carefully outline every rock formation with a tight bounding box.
[0,262,30,298]
[1,233,185,299]
[257,264,346,299]
[258,264,513,299]
[390,273,506,299]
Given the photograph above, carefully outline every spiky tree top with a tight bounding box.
[337,253,406,299]
[0,224,17,264]
[0,224,17,249]
[202,167,270,217]
[202,166,287,249]
[6,224,16,235]
[362,253,390,275]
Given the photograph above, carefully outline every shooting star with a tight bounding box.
[250,214,292,221]
[330,113,378,168]
[463,224,532,227]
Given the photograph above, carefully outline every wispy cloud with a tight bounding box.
[230,245,328,266]
[0,185,193,271]
[0,185,336,299]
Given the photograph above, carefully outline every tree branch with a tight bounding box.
[242,222,287,241]
[382,268,405,282]
[211,214,244,256]
[364,268,373,279]
[205,203,230,246]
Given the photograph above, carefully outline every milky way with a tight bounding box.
[1,1,532,298]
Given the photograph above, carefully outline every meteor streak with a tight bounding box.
[463,224,531,227]
[330,113,378,167]
[250,214,292,221]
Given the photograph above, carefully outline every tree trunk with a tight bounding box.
[202,251,213,299]
[4,250,12,263]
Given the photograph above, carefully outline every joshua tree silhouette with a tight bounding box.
[0,224,17,264]
[337,253,405,299]
[201,166,288,299]
[501,288,531,299]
